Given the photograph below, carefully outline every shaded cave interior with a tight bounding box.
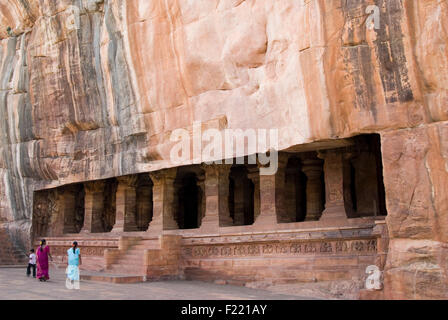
[32,134,387,237]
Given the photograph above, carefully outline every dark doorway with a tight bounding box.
[284,157,307,223]
[346,134,388,217]
[229,165,255,226]
[177,173,201,229]
[136,175,153,231]
[102,179,118,232]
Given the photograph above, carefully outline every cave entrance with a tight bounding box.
[229,165,255,226]
[136,174,153,231]
[344,134,388,217]
[174,167,205,230]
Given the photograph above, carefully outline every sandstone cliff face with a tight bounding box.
[0,0,447,298]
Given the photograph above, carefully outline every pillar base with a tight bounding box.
[319,205,348,222]
[219,216,234,227]
[111,222,124,233]
[146,223,163,235]
[253,214,277,230]
[199,217,220,234]
[305,213,321,222]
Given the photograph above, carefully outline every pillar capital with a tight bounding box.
[246,165,259,180]
[84,181,106,193]
[278,153,290,171]
[317,148,346,160]
[256,152,289,169]
[149,168,177,186]
[201,163,232,176]
[302,159,324,179]
[197,174,206,184]
[117,175,138,188]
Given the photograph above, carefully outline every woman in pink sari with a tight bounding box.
[36,239,53,282]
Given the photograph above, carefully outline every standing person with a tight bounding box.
[36,239,53,282]
[66,241,82,289]
[26,249,36,278]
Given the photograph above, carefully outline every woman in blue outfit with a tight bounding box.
[66,241,82,289]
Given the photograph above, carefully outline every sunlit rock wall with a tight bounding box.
[0,0,447,298]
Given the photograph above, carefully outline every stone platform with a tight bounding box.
[34,217,388,296]
[180,222,383,286]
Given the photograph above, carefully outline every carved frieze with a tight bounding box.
[49,246,108,256]
[182,238,377,259]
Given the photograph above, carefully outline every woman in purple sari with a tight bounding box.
[36,239,53,282]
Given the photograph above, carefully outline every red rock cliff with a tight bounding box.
[0,0,447,298]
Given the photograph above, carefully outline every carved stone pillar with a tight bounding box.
[147,168,178,233]
[112,176,138,233]
[302,159,324,221]
[81,181,105,233]
[318,149,348,221]
[253,154,288,228]
[247,166,261,222]
[200,164,232,232]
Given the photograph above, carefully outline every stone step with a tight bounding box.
[119,255,145,262]
[106,267,146,275]
[114,259,144,267]
[0,261,21,265]
[0,255,26,264]
[108,259,144,266]
[107,264,145,271]
[0,260,26,266]
[120,236,143,244]
[119,249,145,257]
[80,273,145,284]
[123,249,146,256]
[139,239,159,244]
[108,262,145,269]
[133,244,159,250]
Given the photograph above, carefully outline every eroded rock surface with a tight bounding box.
[0,0,447,299]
